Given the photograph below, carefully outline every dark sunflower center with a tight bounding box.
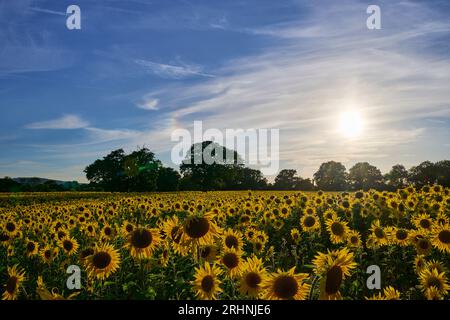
[104,227,112,236]
[427,277,442,290]
[184,217,210,238]
[44,250,51,259]
[126,224,133,232]
[201,247,211,258]
[26,242,35,252]
[331,222,344,236]
[418,239,430,250]
[201,275,214,293]
[225,236,239,249]
[245,272,262,288]
[396,230,408,240]
[131,229,153,248]
[6,222,15,232]
[304,216,316,227]
[273,275,298,299]
[63,240,73,251]
[171,226,182,244]
[374,228,385,239]
[420,219,431,229]
[240,215,250,223]
[222,253,239,269]
[92,252,112,269]
[438,230,450,244]
[325,266,343,295]
[350,236,358,244]
[6,276,18,294]
[255,242,263,251]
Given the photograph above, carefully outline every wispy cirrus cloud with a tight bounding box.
[29,7,67,16]
[135,59,215,79]
[26,115,89,130]
[136,98,159,110]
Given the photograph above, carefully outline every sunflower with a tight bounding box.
[120,220,135,237]
[346,230,362,248]
[239,256,268,298]
[390,227,411,246]
[40,246,59,264]
[426,260,446,274]
[301,214,320,233]
[313,247,357,300]
[58,235,79,256]
[100,224,115,241]
[36,276,80,300]
[127,227,161,259]
[435,213,449,226]
[413,255,427,274]
[2,265,26,300]
[431,224,450,253]
[325,218,349,244]
[182,212,220,247]
[192,262,223,300]
[25,240,39,257]
[418,268,449,299]
[369,220,389,247]
[219,247,244,278]
[86,243,121,280]
[162,216,188,256]
[413,213,434,232]
[221,228,243,250]
[290,228,301,243]
[383,286,401,300]
[262,267,310,300]
[199,244,219,263]
[415,236,432,256]
[3,220,20,237]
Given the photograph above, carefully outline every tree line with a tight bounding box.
[1,141,449,192]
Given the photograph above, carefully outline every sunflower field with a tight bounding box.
[1,186,450,300]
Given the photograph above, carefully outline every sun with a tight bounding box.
[338,110,363,138]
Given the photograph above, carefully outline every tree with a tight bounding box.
[384,164,408,190]
[180,141,244,191]
[348,162,384,191]
[233,167,268,190]
[84,148,161,192]
[435,160,450,188]
[313,161,348,191]
[408,161,437,188]
[157,167,181,192]
[274,169,298,190]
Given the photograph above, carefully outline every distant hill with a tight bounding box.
[12,177,76,186]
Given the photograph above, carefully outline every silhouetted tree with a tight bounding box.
[313,161,348,191]
[435,160,450,188]
[348,162,384,191]
[180,141,243,191]
[274,169,298,190]
[84,148,161,192]
[408,161,437,188]
[157,167,181,192]
[384,164,408,190]
[233,167,268,190]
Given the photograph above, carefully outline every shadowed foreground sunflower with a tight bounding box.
[127,227,161,259]
[239,256,268,298]
[419,267,450,299]
[182,212,220,247]
[431,224,450,253]
[2,265,26,300]
[86,243,120,280]
[192,262,223,300]
[262,267,310,300]
[313,248,357,300]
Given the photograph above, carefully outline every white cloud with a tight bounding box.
[136,98,159,110]
[26,115,89,130]
[135,59,215,79]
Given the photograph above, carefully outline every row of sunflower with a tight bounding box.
[0,187,449,300]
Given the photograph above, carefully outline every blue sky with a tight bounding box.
[0,0,449,182]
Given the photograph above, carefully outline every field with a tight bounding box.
[1,187,449,300]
